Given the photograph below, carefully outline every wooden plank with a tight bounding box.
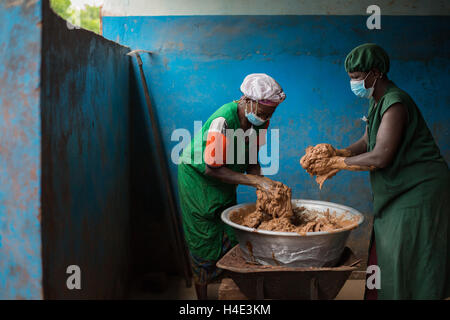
[218,278,248,300]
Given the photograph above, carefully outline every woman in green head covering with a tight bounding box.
[303,43,450,299]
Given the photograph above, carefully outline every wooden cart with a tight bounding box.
[216,245,361,300]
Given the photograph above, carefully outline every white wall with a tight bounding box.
[102,0,450,16]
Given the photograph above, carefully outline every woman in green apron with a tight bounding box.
[307,43,449,299]
[178,73,286,299]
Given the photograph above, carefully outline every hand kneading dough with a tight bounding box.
[300,143,339,189]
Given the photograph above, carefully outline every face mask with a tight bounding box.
[350,71,377,99]
[245,100,267,126]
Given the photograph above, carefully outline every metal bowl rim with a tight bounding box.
[221,199,364,237]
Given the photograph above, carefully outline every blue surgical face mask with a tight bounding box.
[350,71,377,99]
[245,100,267,126]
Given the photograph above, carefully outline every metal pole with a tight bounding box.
[128,50,192,287]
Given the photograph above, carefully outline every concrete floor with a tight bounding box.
[335,279,366,300]
[129,276,366,300]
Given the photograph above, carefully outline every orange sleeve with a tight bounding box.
[204,132,227,167]
[204,117,228,167]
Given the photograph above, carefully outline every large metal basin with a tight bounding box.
[221,199,364,268]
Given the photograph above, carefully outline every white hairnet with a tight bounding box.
[240,73,286,104]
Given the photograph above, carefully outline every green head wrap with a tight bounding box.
[345,43,390,74]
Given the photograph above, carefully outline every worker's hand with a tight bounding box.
[300,143,341,174]
[255,176,280,193]
[310,143,351,157]
[311,156,375,174]
[305,156,347,175]
[329,156,348,170]
[316,143,338,157]
[316,144,352,157]
[335,148,352,157]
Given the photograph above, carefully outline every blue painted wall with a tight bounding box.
[103,15,450,262]
[0,3,447,297]
[0,0,43,299]
[40,2,131,298]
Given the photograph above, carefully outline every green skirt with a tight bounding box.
[373,176,450,299]
[178,163,238,262]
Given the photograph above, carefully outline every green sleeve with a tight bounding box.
[380,91,404,117]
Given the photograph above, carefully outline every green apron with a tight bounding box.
[178,101,267,261]
[367,81,450,299]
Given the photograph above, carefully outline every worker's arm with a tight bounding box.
[203,117,276,190]
[338,126,369,157]
[246,163,262,176]
[205,165,276,191]
[334,103,407,171]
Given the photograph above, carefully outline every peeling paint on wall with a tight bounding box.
[0,0,43,300]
